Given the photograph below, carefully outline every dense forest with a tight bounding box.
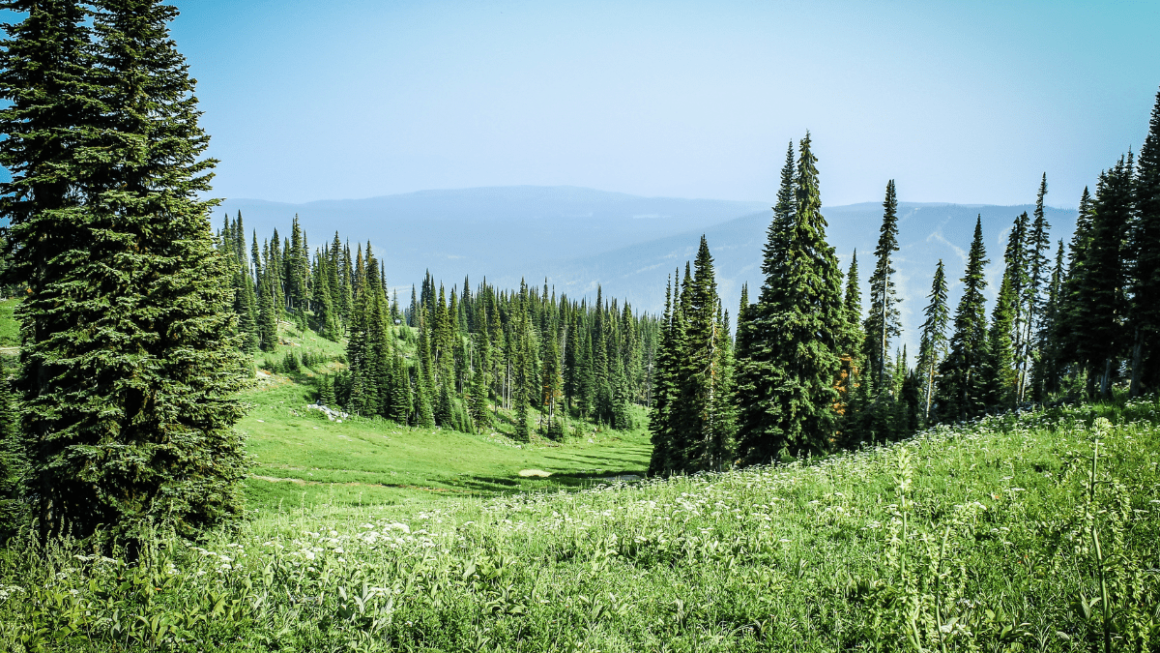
[214,215,659,439]
[649,94,1160,474]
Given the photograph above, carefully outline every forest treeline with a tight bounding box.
[215,215,659,440]
[650,92,1160,474]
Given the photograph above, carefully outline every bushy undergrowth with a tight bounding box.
[1,399,1158,652]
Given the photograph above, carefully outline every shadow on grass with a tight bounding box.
[452,467,648,495]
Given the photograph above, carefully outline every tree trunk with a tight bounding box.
[924,361,935,421]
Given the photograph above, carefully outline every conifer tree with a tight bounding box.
[1056,188,1095,388]
[864,180,902,390]
[1020,175,1052,400]
[470,332,493,431]
[836,251,863,437]
[257,266,278,352]
[1034,240,1067,398]
[1073,155,1134,397]
[1129,87,1160,396]
[648,276,678,476]
[736,134,845,461]
[391,356,412,425]
[983,270,1018,409]
[0,0,248,542]
[995,213,1029,401]
[917,260,949,421]
[677,236,734,471]
[937,217,990,421]
[540,324,564,438]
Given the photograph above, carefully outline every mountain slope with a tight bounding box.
[220,186,768,291]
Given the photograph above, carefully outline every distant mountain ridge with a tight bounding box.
[221,187,1078,360]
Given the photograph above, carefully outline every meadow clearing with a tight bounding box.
[0,393,1157,652]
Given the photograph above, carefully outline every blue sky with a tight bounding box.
[18,1,1160,206]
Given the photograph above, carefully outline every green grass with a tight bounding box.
[243,321,652,508]
[0,298,18,350]
[3,397,1158,651]
[241,374,652,508]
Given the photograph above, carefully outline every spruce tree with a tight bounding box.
[1073,156,1134,397]
[540,324,564,438]
[735,134,845,461]
[647,276,678,476]
[837,251,863,434]
[917,260,949,421]
[864,180,902,390]
[1034,240,1067,398]
[1020,174,1052,400]
[983,270,1018,409]
[937,217,990,421]
[679,236,733,471]
[1129,87,1160,396]
[257,267,278,352]
[0,0,248,543]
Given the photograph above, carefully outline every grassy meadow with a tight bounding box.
[1,391,1158,651]
[241,321,652,509]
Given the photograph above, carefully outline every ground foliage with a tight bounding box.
[0,396,1156,652]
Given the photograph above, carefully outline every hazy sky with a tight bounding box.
[109,1,1160,205]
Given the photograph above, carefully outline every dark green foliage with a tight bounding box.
[864,180,901,390]
[317,375,336,407]
[648,238,735,474]
[1072,156,1134,397]
[257,269,278,352]
[997,211,1030,405]
[1019,175,1052,401]
[983,271,1018,409]
[1129,87,1160,396]
[1054,188,1096,393]
[1033,240,1067,399]
[735,134,845,461]
[917,260,949,421]
[0,0,248,544]
[647,276,680,475]
[835,251,864,443]
[0,356,25,536]
[937,217,990,421]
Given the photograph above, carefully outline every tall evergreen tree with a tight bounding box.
[677,236,734,471]
[936,217,990,421]
[1019,174,1052,401]
[836,251,863,443]
[1034,240,1067,398]
[916,260,949,421]
[257,265,278,351]
[0,0,248,543]
[1073,156,1134,397]
[864,180,902,390]
[983,271,1018,409]
[736,134,845,461]
[648,276,678,476]
[1129,87,1160,396]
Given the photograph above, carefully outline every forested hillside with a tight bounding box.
[215,214,659,440]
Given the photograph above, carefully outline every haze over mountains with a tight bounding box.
[221,186,1078,358]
